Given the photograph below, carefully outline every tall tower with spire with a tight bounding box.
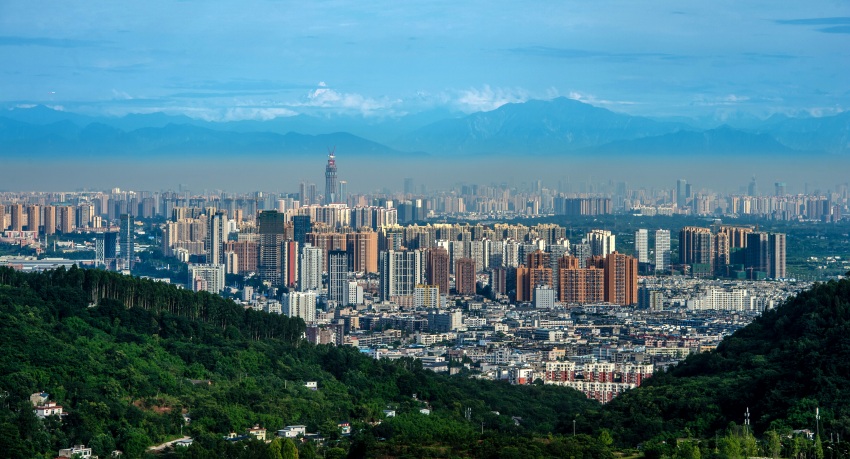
[324,148,338,204]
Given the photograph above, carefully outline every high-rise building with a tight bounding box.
[26,205,40,233]
[713,232,730,276]
[283,291,317,323]
[257,211,287,285]
[558,263,605,305]
[679,226,713,276]
[746,232,786,279]
[96,232,118,267]
[748,176,758,196]
[425,246,450,295]
[676,179,688,208]
[346,230,378,273]
[635,229,649,263]
[603,252,638,306]
[324,150,338,205]
[327,250,348,303]
[119,214,135,270]
[188,263,225,294]
[775,182,787,197]
[414,284,441,309]
[57,206,74,233]
[585,229,615,257]
[293,215,312,248]
[572,242,592,268]
[10,204,23,232]
[343,280,363,306]
[207,211,226,265]
[379,249,423,304]
[224,240,259,275]
[455,258,476,295]
[0,204,5,231]
[42,205,56,236]
[299,244,323,292]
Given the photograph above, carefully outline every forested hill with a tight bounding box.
[599,276,850,447]
[0,266,603,459]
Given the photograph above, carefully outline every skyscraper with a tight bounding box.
[257,210,287,285]
[655,229,671,273]
[324,150,338,204]
[119,214,135,270]
[676,179,688,208]
[207,211,226,265]
[328,250,348,303]
[635,229,649,263]
[293,215,312,248]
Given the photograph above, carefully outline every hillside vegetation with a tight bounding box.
[0,266,600,458]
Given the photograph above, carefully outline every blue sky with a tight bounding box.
[1,0,848,121]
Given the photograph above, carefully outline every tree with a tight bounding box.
[267,438,283,459]
[765,430,782,459]
[281,438,299,459]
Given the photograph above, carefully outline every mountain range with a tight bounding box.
[1,98,848,159]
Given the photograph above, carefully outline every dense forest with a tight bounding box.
[3,265,850,458]
[599,275,850,457]
[0,266,601,458]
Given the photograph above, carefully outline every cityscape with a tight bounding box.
[2,1,850,458]
[2,151,844,405]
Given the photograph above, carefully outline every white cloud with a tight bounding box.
[568,91,637,107]
[454,85,529,113]
[296,82,400,115]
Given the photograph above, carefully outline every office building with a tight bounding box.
[207,211,226,265]
[293,215,312,248]
[119,214,135,270]
[257,210,287,285]
[327,250,348,303]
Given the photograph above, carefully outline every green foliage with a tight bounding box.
[0,266,598,457]
[600,276,850,445]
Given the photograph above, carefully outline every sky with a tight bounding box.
[2,0,849,122]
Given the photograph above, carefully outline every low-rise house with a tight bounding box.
[57,444,94,458]
[36,401,64,418]
[277,425,307,438]
[247,425,266,441]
